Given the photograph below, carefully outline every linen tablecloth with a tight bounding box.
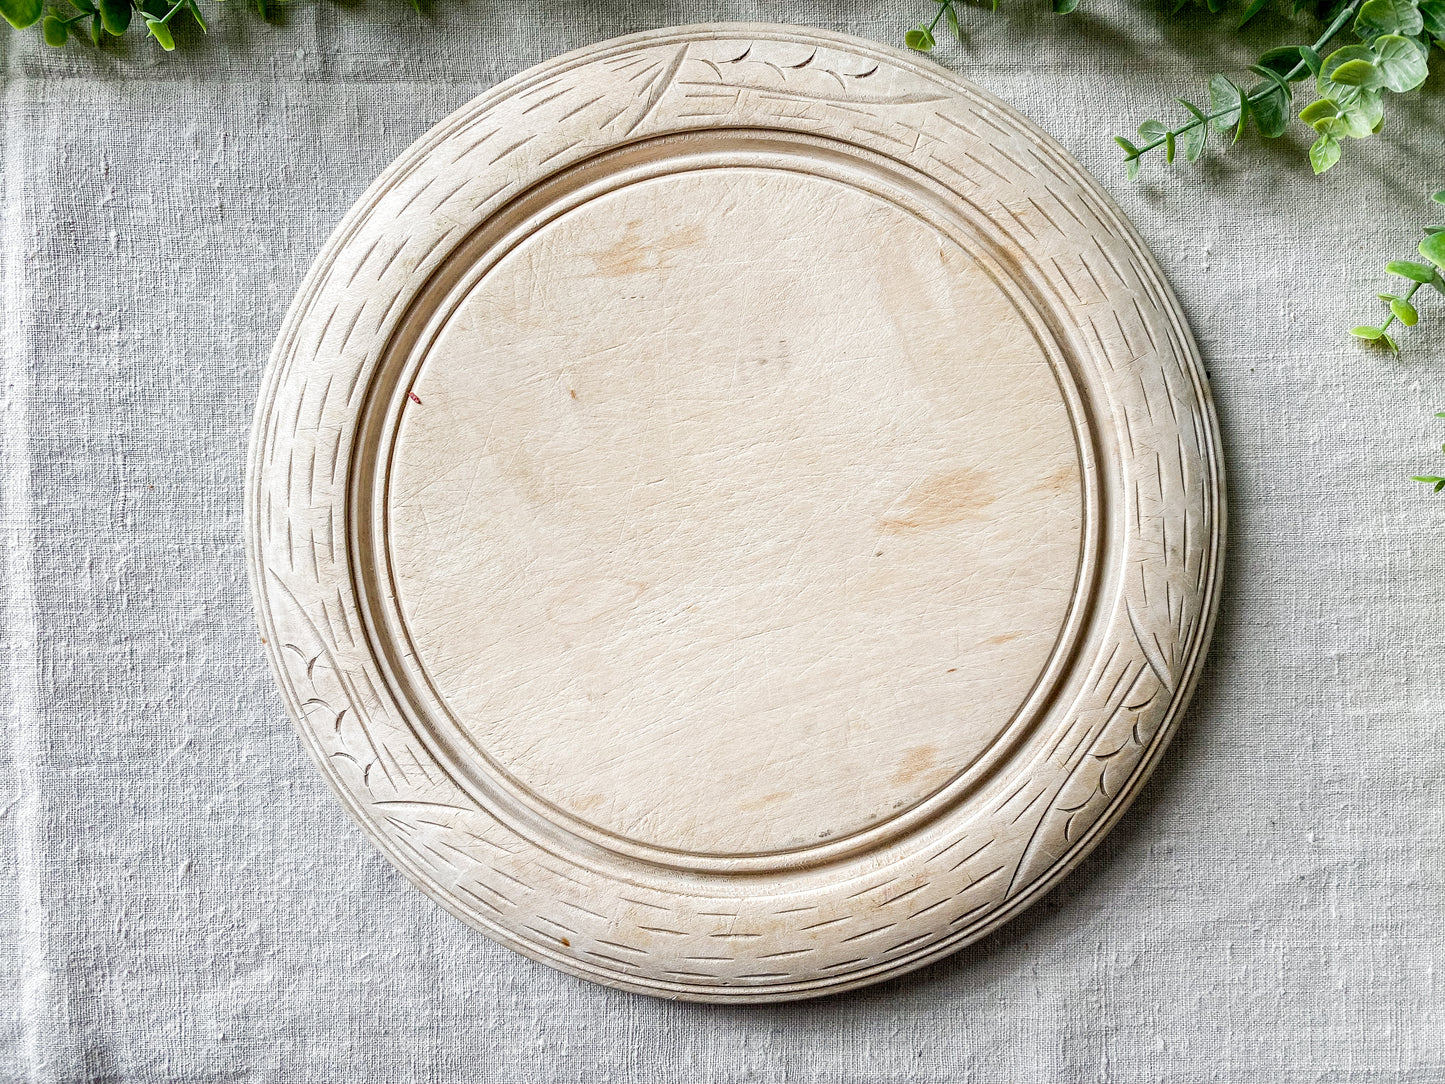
[2,2,1443,1079]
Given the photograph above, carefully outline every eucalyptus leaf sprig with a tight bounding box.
[1353,188,1445,351]
[1373,188,1445,496]
[2,0,208,48]
[2,0,422,50]
[905,0,966,54]
[1117,0,1441,177]
[906,0,1076,51]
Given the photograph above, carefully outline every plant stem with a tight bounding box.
[1132,0,1362,158]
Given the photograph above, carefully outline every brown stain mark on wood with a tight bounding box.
[879,468,996,535]
[1038,461,1078,493]
[589,219,706,277]
[891,745,938,786]
[571,793,607,812]
[737,791,791,813]
[986,631,1022,645]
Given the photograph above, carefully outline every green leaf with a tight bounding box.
[1165,130,1176,162]
[185,0,203,30]
[1248,83,1291,137]
[1167,109,1202,162]
[144,12,173,47]
[1053,0,1079,12]
[0,0,42,29]
[1138,119,1167,142]
[1126,157,1141,181]
[1238,0,1269,25]
[1208,74,1243,131]
[1388,259,1438,282]
[1352,324,1385,338]
[1259,45,1308,78]
[41,13,67,43]
[1382,332,1400,352]
[905,24,935,51]
[1392,298,1420,324]
[1175,101,1208,161]
[1321,44,1380,85]
[1311,133,1342,173]
[1355,0,1424,40]
[88,12,102,41]
[1379,292,1404,302]
[1249,63,1293,91]
[1420,230,1445,268]
[1176,97,1206,120]
[1114,135,1141,157]
[1420,0,1445,35]
[945,3,961,41]
[1180,126,1206,161]
[1328,58,1381,85]
[1249,63,1295,129]
[1299,98,1341,123]
[1432,189,1445,204]
[1373,34,1430,91]
[98,0,129,31]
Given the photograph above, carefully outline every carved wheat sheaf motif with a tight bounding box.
[245,24,1224,1002]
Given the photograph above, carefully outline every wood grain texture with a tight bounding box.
[245,23,1225,1002]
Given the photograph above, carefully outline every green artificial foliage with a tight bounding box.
[1,0,423,46]
[3,0,207,46]
[909,0,1438,179]
[1351,190,1445,351]
[910,0,1444,488]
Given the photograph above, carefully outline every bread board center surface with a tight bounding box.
[385,165,1084,857]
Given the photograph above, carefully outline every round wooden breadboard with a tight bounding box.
[247,23,1224,1002]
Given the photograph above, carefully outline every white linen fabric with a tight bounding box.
[2,4,1443,1080]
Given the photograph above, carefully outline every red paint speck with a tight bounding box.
[408,391,422,405]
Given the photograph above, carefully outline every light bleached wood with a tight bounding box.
[246,23,1224,1002]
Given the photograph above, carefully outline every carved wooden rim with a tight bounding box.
[246,23,1225,1002]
